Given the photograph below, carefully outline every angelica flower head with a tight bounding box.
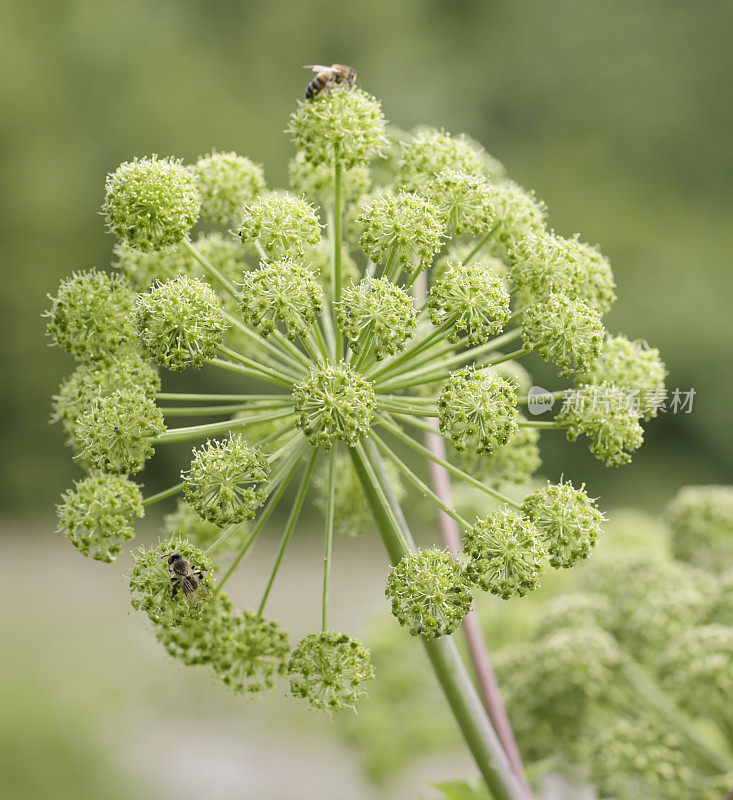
[102,156,201,251]
[385,548,473,639]
[485,180,547,260]
[288,151,370,206]
[420,168,495,237]
[238,191,321,257]
[191,150,265,225]
[396,127,488,191]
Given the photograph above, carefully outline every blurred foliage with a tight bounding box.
[1,0,732,513]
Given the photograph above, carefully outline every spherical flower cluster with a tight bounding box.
[191,151,265,225]
[182,435,270,527]
[112,243,187,289]
[522,293,605,376]
[45,270,136,361]
[558,382,644,467]
[658,624,733,723]
[510,232,616,313]
[102,156,201,251]
[421,169,495,236]
[396,127,486,191]
[52,353,160,443]
[587,720,693,800]
[457,422,541,487]
[293,363,376,449]
[432,242,508,283]
[288,631,375,712]
[239,192,321,257]
[359,191,445,274]
[385,549,473,638]
[75,388,165,474]
[534,592,613,639]
[665,485,733,573]
[462,508,545,598]
[579,334,667,419]
[163,500,250,555]
[428,261,510,344]
[484,180,547,260]
[521,479,604,568]
[336,278,416,359]
[288,86,387,169]
[288,152,371,206]
[238,257,324,340]
[437,367,518,454]
[135,275,228,371]
[129,535,214,626]
[57,472,144,562]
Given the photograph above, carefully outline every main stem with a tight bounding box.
[350,441,527,800]
[332,151,343,359]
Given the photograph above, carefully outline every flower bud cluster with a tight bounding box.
[288,87,387,168]
[558,382,644,467]
[484,180,547,260]
[293,363,376,449]
[191,151,265,225]
[462,508,545,598]
[665,485,733,573]
[396,127,486,191]
[75,388,165,474]
[182,435,270,527]
[421,169,495,236]
[57,472,144,562]
[458,422,541,487]
[438,367,518,454]
[359,191,444,274]
[239,192,320,257]
[428,261,510,344]
[136,275,228,371]
[52,353,160,443]
[45,270,136,361]
[522,293,605,376]
[385,548,473,638]
[521,479,604,568]
[102,156,200,251]
[336,278,416,359]
[239,257,324,340]
[288,631,375,712]
[129,535,214,626]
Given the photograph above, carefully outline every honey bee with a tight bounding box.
[304,64,357,99]
[164,553,208,605]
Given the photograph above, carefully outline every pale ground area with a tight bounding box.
[1,520,475,800]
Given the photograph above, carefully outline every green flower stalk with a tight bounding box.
[46,69,668,800]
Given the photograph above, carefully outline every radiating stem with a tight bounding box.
[322,451,336,631]
[142,482,185,506]
[218,345,296,387]
[157,408,294,444]
[349,441,526,800]
[156,393,288,403]
[161,401,291,417]
[256,449,318,615]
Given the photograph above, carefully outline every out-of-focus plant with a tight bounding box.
[47,69,667,799]
[339,486,733,798]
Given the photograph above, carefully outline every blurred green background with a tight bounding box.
[1,1,731,798]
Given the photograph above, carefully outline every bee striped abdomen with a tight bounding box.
[305,73,329,99]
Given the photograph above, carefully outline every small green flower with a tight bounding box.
[428,260,510,344]
[289,151,370,206]
[191,150,265,225]
[293,363,376,449]
[457,422,541,487]
[239,191,321,257]
[359,190,445,275]
[45,270,136,361]
[163,499,251,556]
[129,535,214,626]
[288,86,387,168]
[462,508,546,598]
[484,180,547,261]
[522,293,605,376]
[396,127,487,191]
[75,388,165,474]
[666,485,733,573]
[238,257,324,340]
[336,278,416,360]
[521,479,604,568]
[102,156,201,251]
[432,243,508,284]
[421,169,495,237]
[385,548,473,639]
[288,631,375,712]
[579,334,667,420]
[558,382,644,467]
[52,353,160,443]
[438,367,519,454]
[182,435,270,527]
[136,274,229,371]
[57,472,144,562]
[155,591,233,666]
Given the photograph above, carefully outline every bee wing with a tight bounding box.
[304,65,330,73]
[182,577,209,606]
